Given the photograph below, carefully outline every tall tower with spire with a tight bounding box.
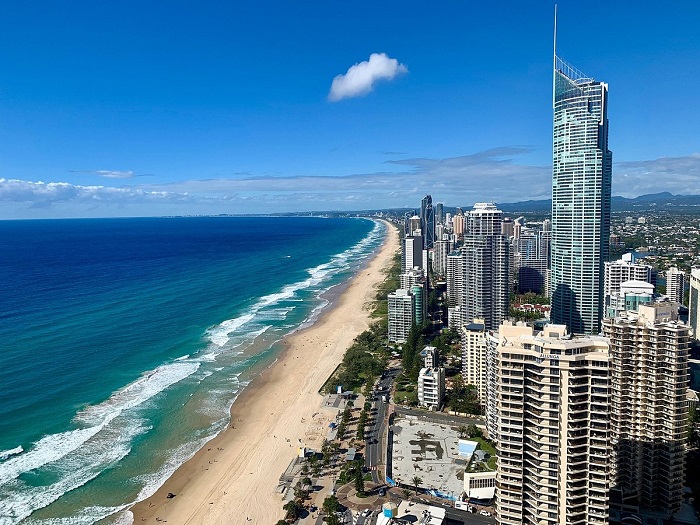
[549,12,612,334]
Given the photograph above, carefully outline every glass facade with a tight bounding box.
[550,56,612,334]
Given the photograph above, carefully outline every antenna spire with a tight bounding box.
[553,4,558,107]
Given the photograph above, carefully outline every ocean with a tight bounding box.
[0,216,384,525]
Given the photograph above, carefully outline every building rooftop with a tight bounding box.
[389,415,465,500]
[376,500,446,525]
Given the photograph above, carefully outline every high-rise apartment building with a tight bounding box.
[467,203,502,235]
[435,202,444,226]
[446,250,463,308]
[403,234,424,273]
[689,268,700,340]
[417,367,445,409]
[452,213,465,239]
[603,304,690,516]
[461,320,487,402]
[493,322,611,525]
[514,226,551,294]
[604,254,653,298]
[420,195,435,249]
[550,54,612,334]
[606,280,654,318]
[461,203,509,331]
[501,217,514,238]
[433,238,453,277]
[665,266,685,305]
[388,289,415,344]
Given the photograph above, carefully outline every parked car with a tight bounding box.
[479,510,492,516]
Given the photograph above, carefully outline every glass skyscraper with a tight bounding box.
[550,56,612,334]
[420,194,434,249]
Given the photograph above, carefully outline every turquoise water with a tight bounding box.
[0,216,385,524]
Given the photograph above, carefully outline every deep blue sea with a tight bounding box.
[0,216,384,525]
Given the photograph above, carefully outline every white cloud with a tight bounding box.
[4,150,699,218]
[69,169,150,179]
[328,53,407,101]
[614,153,700,197]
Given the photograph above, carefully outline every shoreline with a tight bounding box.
[128,219,399,524]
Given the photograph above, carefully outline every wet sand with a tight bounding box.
[129,220,398,524]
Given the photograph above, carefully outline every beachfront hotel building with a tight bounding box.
[388,288,415,344]
[602,303,690,516]
[550,51,612,334]
[493,322,611,525]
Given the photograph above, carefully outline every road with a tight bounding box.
[364,367,401,484]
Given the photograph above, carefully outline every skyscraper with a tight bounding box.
[420,195,435,249]
[493,322,611,525]
[461,203,510,331]
[388,289,415,344]
[603,304,690,516]
[665,266,685,305]
[550,46,612,334]
[689,268,700,340]
[435,202,444,226]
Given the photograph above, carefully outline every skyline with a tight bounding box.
[1,1,699,218]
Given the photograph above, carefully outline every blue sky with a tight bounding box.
[0,1,699,218]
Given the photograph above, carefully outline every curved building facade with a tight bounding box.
[550,56,612,334]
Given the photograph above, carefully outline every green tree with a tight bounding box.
[326,514,341,525]
[457,425,468,439]
[401,488,411,500]
[412,475,422,494]
[354,462,365,496]
[323,495,340,515]
[467,424,483,439]
[283,500,303,520]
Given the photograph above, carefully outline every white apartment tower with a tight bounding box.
[665,266,685,305]
[433,238,453,277]
[417,367,445,410]
[388,289,414,344]
[403,234,424,274]
[421,345,439,368]
[461,320,487,402]
[494,323,611,525]
[689,267,700,340]
[604,254,653,297]
[602,304,690,516]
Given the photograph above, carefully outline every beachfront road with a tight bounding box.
[365,367,400,484]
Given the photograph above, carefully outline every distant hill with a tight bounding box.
[496,193,700,213]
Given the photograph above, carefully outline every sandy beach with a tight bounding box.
[129,220,398,524]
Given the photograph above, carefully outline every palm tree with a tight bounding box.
[457,425,468,439]
[411,475,422,494]
[401,488,411,500]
